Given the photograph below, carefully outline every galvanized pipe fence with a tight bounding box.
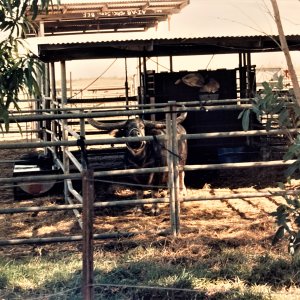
[1,98,297,300]
[0,100,297,243]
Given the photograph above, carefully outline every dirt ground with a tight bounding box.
[0,141,292,258]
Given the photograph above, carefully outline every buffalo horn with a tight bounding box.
[145,109,187,129]
[87,117,127,130]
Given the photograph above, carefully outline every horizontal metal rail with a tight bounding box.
[9,97,294,114]
[0,127,294,150]
[1,130,39,134]
[0,134,164,149]
[0,160,296,185]
[0,188,298,215]
[0,198,169,214]
[0,167,168,184]
[182,128,297,140]
[0,232,136,246]
[2,105,253,124]
[185,160,295,170]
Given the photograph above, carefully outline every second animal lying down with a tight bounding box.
[87,110,188,215]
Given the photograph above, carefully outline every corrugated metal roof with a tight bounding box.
[35,34,300,62]
[34,33,300,44]
[28,0,189,35]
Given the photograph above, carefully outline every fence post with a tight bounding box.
[171,103,180,235]
[61,61,69,203]
[166,101,180,236]
[82,168,95,300]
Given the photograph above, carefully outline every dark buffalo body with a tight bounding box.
[87,111,187,212]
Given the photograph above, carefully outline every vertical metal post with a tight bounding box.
[82,169,94,300]
[44,63,50,97]
[80,113,86,138]
[246,52,252,97]
[42,95,47,155]
[170,103,180,235]
[166,109,176,235]
[37,20,45,141]
[80,112,87,170]
[239,53,246,99]
[69,72,73,99]
[138,57,142,102]
[38,21,45,37]
[35,61,43,140]
[61,61,69,202]
[44,64,51,151]
[61,61,67,106]
[125,58,129,108]
[169,56,173,72]
[50,62,60,157]
[166,101,180,236]
[142,56,147,105]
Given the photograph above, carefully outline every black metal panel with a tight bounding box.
[152,69,237,102]
[144,69,263,164]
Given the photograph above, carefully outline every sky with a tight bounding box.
[26,0,300,79]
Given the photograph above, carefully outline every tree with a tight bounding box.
[0,0,53,131]
[270,0,300,106]
[240,0,300,256]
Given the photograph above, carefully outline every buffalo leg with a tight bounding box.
[134,189,144,214]
[179,170,187,197]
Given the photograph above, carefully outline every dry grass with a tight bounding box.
[1,77,299,298]
[0,143,300,299]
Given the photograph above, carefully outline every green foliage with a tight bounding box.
[239,77,300,256]
[0,0,55,131]
[271,192,300,256]
[238,77,297,131]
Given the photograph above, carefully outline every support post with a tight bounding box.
[169,56,173,72]
[50,62,60,157]
[61,61,69,202]
[170,102,180,235]
[166,101,180,236]
[82,168,95,300]
[125,58,129,108]
[142,56,147,105]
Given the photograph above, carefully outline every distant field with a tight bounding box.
[3,77,132,141]
[56,76,134,99]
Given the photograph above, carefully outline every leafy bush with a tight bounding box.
[0,0,54,131]
[239,77,300,255]
[271,191,300,256]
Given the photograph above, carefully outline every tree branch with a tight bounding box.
[270,0,300,106]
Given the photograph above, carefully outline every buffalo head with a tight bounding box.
[87,109,187,156]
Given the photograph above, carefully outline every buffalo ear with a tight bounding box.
[109,129,120,137]
[146,128,162,136]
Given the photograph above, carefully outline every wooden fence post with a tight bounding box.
[82,168,95,300]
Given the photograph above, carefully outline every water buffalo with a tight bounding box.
[87,109,188,214]
[175,72,220,93]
